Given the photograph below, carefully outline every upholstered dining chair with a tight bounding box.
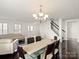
[51,40,59,59]
[27,37,34,44]
[44,43,55,59]
[36,36,42,42]
[44,40,59,59]
[18,46,26,59]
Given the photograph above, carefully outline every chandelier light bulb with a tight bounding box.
[44,17,46,20]
[43,14,48,20]
[45,14,48,18]
[39,12,44,17]
[32,14,37,17]
[35,17,38,19]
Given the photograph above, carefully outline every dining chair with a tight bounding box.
[18,46,27,59]
[51,40,59,59]
[27,37,34,44]
[44,43,55,59]
[44,40,59,59]
[36,36,42,42]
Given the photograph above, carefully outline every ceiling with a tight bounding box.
[0,0,79,22]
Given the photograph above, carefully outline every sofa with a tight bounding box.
[0,33,25,44]
[0,39,18,55]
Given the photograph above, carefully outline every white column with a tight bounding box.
[59,19,62,59]
[65,21,67,40]
[59,19,62,42]
[65,21,68,54]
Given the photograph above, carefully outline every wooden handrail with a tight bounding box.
[50,20,65,32]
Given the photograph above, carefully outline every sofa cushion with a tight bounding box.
[0,33,25,40]
[0,39,13,43]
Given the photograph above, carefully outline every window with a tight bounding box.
[14,24,21,33]
[30,26,33,31]
[0,23,2,35]
[3,23,7,34]
[0,23,7,35]
[28,26,34,32]
[28,26,30,32]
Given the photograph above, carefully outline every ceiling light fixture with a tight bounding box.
[32,5,48,23]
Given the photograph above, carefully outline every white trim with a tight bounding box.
[65,19,79,39]
[66,19,79,22]
[59,19,62,42]
[59,18,62,59]
[65,20,68,40]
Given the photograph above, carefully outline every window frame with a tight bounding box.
[0,23,8,35]
[14,24,22,33]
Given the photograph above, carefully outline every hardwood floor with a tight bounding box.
[0,40,78,59]
[62,40,78,59]
[0,46,26,59]
[0,52,19,59]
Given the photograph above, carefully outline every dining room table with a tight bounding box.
[21,38,57,59]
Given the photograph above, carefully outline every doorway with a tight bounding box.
[62,20,79,59]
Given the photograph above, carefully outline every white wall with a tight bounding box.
[0,19,40,37]
[0,17,59,39]
[67,20,79,39]
[62,19,79,41]
[39,20,57,39]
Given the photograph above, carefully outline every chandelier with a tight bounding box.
[32,5,48,23]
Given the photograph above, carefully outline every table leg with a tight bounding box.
[37,55,40,59]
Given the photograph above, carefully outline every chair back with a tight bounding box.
[54,36,57,40]
[27,37,34,44]
[36,36,41,42]
[55,40,59,49]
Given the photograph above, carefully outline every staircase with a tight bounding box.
[50,18,65,36]
[50,18,66,59]
[50,19,78,59]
